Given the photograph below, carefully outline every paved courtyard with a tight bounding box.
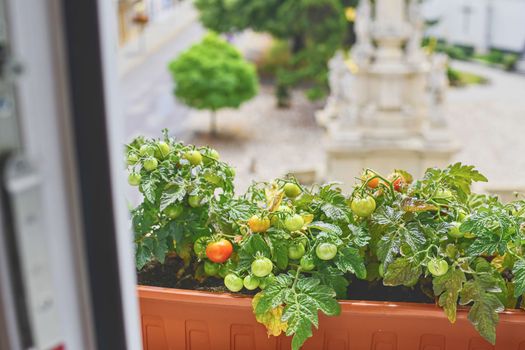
[445,61,525,192]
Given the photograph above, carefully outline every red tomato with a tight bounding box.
[206,239,233,263]
[362,172,379,189]
[389,173,406,192]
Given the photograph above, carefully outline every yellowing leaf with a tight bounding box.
[491,255,505,272]
[252,293,288,336]
[302,213,314,225]
[433,268,466,323]
[265,184,284,212]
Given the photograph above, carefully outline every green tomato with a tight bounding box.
[224,274,243,292]
[350,195,376,217]
[184,150,203,166]
[316,243,338,261]
[434,188,453,199]
[445,244,458,259]
[127,153,139,165]
[428,259,449,277]
[283,183,301,198]
[193,236,208,258]
[299,255,315,271]
[139,144,155,157]
[258,273,275,289]
[448,222,464,239]
[284,214,304,232]
[155,141,170,159]
[203,149,220,165]
[243,275,260,290]
[188,195,202,208]
[164,204,183,219]
[251,257,273,277]
[378,264,384,278]
[204,260,220,276]
[128,173,141,186]
[288,243,305,260]
[143,157,158,171]
[270,206,293,226]
[218,261,235,278]
[225,166,236,177]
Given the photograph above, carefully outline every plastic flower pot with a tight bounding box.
[138,285,525,350]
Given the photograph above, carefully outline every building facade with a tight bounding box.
[423,0,525,55]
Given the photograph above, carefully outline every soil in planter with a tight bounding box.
[347,277,434,304]
[137,256,435,304]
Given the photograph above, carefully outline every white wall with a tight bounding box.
[490,0,525,52]
[423,0,525,54]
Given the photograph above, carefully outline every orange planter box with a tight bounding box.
[138,285,525,350]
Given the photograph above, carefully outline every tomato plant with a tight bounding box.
[128,132,525,350]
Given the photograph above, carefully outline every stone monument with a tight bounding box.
[318,0,458,189]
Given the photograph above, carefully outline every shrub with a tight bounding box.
[168,33,258,134]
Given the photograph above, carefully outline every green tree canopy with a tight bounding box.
[194,0,352,104]
[168,33,258,133]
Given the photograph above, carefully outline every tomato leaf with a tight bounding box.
[373,206,403,226]
[313,266,349,298]
[320,203,348,222]
[252,294,288,336]
[512,259,525,298]
[335,247,366,279]
[282,277,340,350]
[433,268,467,323]
[153,239,168,263]
[383,257,421,287]
[267,236,289,270]
[238,234,272,271]
[402,223,426,253]
[377,234,401,270]
[254,274,293,315]
[309,221,342,236]
[140,174,159,204]
[459,275,505,344]
[135,243,150,270]
[347,223,370,247]
[159,182,186,211]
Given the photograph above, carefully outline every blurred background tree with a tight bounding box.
[168,33,259,135]
[194,0,357,107]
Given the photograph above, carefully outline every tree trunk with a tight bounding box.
[210,110,217,136]
[291,34,305,54]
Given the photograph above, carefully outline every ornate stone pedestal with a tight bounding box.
[319,0,458,188]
